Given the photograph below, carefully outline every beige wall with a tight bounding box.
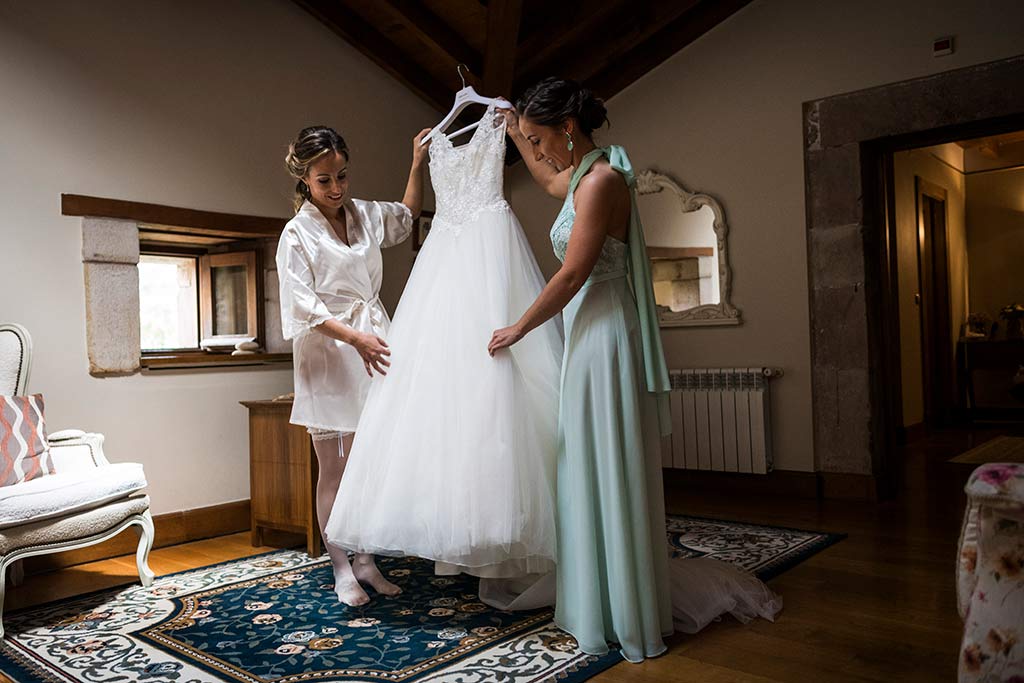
[966,168,1024,322]
[892,149,968,427]
[3,0,1024,511]
[507,0,1024,471]
[0,0,435,514]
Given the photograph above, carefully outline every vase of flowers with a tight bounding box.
[1001,303,1024,339]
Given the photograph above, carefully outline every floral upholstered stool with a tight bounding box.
[957,462,1024,682]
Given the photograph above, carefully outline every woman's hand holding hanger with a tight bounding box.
[495,98,520,137]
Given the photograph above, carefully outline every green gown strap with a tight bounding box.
[570,147,673,435]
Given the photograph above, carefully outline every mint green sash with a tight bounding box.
[570,147,672,435]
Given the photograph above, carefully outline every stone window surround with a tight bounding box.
[803,55,1024,493]
[66,196,290,375]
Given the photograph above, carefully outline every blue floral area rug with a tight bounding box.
[0,515,842,683]
[665,515,844,580]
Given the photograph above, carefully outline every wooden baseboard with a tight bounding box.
[663,468,877,500]
[663,468,820,498]
[21,466,879,576]
[23,499,251,575]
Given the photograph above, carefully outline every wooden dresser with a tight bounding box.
[240,399,320,557]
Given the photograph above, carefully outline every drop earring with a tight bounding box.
[565,131,574,151]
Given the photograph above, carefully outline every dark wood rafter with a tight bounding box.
[481,0,522,96]
[514,0,631,91]
[543,0,703,93]
[378,0,482,77]
[293,0,751,154]
[294,0,451,112]
[481,0,523,164]
[584,0,753,99]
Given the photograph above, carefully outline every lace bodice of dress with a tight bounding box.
[428,102,509,234]
[550,187,629,277]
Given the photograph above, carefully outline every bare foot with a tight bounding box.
[333,564,371,606]
[353,554,402,596]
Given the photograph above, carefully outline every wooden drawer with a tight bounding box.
[241,399,319,557]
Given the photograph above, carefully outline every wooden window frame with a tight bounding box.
[65,194,291,370]
[198,250,262,348]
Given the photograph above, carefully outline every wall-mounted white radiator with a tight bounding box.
[664,368,782,474]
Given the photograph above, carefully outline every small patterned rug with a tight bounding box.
[950,435,1024,464]
[0,515,842,683]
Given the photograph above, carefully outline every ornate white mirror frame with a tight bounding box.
[636,169,742,327]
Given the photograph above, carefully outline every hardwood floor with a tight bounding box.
[10,429,991,682]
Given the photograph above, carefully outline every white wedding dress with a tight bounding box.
[325,102,781,636]
[324,103,563,582]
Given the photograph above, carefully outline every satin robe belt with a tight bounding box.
[325,294,386,333]
[580,268,628,291]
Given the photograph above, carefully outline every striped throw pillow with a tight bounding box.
[0,394,55,486]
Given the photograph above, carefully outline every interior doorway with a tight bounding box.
[883,127,1024,460]
[803,56,1024,499]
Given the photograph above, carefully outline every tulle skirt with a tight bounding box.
[323,204,563,578]
[670,557,783,634]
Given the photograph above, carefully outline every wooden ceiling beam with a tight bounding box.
[515,0,630,85]
[294,0,451,112]
[583,0,751,100]
[482,0,523,96]
[378,0,483,76]
[539,0,701,93]
[481,0,523,163]
[295,0,753,166]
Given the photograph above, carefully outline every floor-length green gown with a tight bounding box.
[551,145,675,663]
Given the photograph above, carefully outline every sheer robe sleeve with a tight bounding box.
[367,200,414,248]
[276,229,333,341]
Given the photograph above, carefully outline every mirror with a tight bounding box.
[636,170,741,327]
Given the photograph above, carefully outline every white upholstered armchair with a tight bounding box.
[0,323,154,637]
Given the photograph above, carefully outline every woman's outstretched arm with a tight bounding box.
[488,168,626,355]
[401,128,432,218]
[500,103,572,199]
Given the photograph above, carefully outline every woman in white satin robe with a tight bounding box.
[276,124,431,607]
[279,197,414,432]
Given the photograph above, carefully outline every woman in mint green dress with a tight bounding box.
[489,78,780,663]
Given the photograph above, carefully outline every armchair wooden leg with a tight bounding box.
[134,511,156,587]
